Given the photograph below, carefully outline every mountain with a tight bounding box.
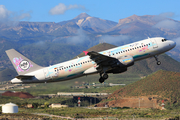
[0,13,180,70]
[100,70,180,107]
[107,14,180,38]
[59,13,118,32]
[0,68,17,82]
[76,43,117,58]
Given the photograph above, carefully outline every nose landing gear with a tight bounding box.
[99,73,109,83]
[154,56,161,65]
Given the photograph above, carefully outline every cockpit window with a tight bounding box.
[162,39,167,42]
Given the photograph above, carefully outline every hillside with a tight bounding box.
[100,70,180,107]
[75,43,116,58]
[0,69,17,82]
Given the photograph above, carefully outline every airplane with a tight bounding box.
[6,37,176,84]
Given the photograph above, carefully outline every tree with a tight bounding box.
[44,102,49,108]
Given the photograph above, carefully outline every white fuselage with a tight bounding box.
[11,37,176,84]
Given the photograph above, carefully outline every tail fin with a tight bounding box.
[6,49,43,75]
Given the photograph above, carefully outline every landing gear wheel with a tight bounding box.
[102,73,108,79]
[154,56,161,66]
[157,61,161,65]
[99,77,105,83]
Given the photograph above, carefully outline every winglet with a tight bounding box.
[83,51,89,55]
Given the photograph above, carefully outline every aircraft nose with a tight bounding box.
[170,40,176,48]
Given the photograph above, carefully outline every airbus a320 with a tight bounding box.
[6,37,176,84]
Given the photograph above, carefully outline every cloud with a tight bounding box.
[12,11,31,21]
[100,35,131,45]
[153,19,179,30]
[0,5,11,22]
[152,12,180,30]
[49,3,88,15]
[173,37,180,46]
[0,5,31,25]
[153,12,175,21]
[67,28,90,44]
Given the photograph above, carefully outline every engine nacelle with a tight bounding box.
[107,67,127,74]
[117,55,134,67]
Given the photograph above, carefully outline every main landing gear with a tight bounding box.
[154,55,161,65]
[99,73,108,83]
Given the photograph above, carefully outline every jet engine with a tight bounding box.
[111,55,134,68]
[107,55,134,74]
[118,55,134,67]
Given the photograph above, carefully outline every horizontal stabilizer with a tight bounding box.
[15,75,34,79]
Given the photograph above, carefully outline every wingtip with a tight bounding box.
[83,51,89,55]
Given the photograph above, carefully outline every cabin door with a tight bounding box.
[43,68,50,79]
[151,39,158,49]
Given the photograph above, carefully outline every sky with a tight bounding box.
[0,0,180,23]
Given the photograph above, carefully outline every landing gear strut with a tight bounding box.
[154,56,161,65]
[99,73,109,83]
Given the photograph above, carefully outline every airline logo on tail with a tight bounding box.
[13,57,33,72]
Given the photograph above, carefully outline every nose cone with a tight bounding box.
[169,40,176,49]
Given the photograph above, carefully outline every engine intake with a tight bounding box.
[117,55,134,67]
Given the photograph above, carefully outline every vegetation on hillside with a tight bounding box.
[107,70,180,109]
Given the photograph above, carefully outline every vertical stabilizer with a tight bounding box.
[6,49,43,75]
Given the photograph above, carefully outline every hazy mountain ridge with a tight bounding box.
[1,13,180,41]
[0,13,180,71]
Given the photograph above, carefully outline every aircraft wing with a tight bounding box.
[87,51,117,66]
[15,75,34,80]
